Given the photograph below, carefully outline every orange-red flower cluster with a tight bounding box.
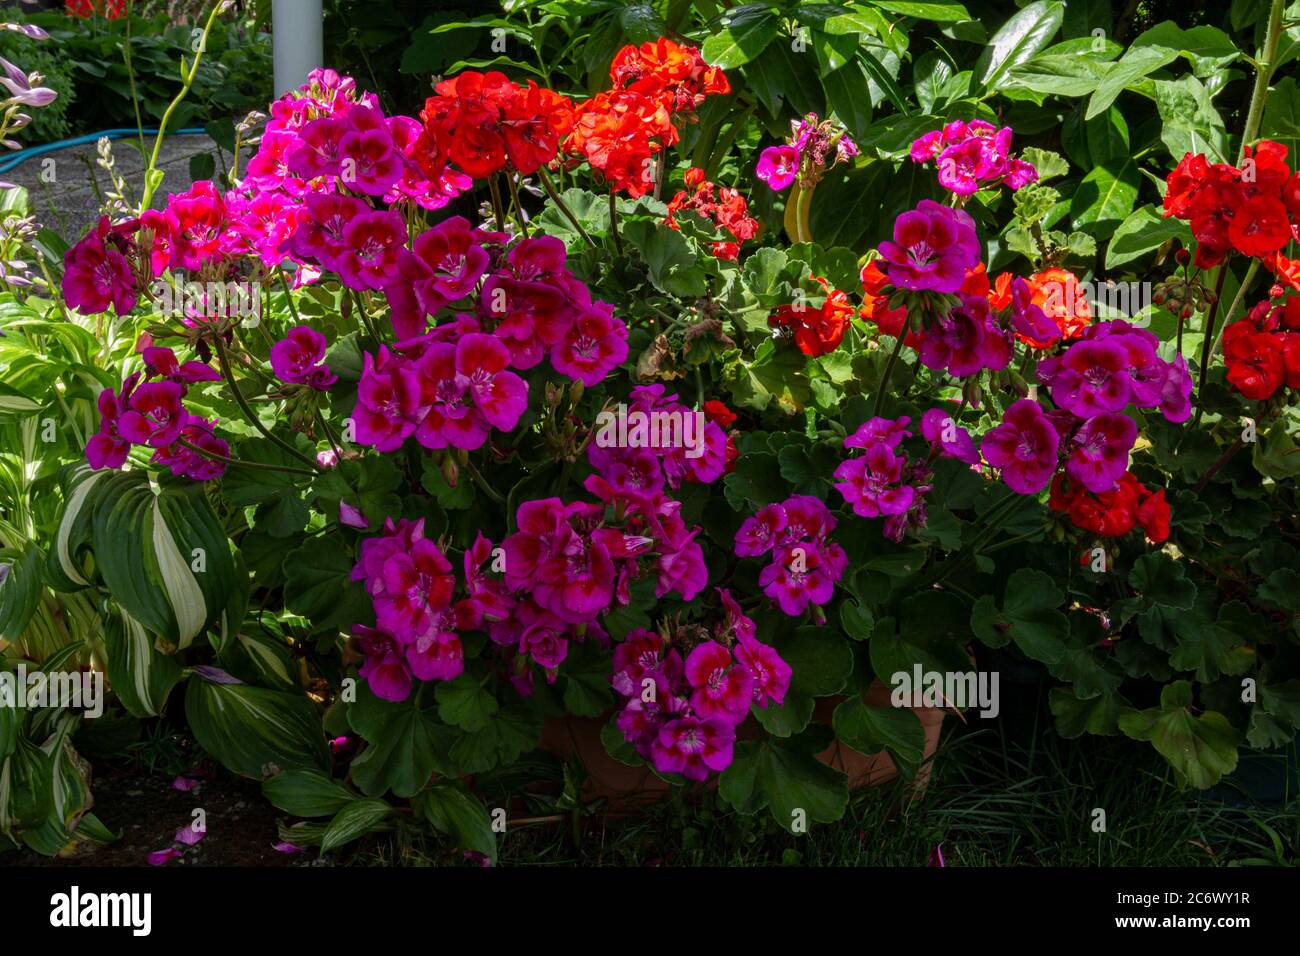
[770,275,854,357]
[610,38,730,112]
[1050,472,1170,544]
[413,71,574,181]
[1163,140,1299,269]
[567,40,729,197]
[991,267,1092,348]
[665,167,759,259]
[1223,295,1300,401]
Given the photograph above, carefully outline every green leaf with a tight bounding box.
[415,779,497,862]
[0,543,43,642]
[283,537,371,633]
[347,682,452,798]
[1118,681,1239,788]
[832,696,925,773]
[262,769,358,818]
[1070,159,1138,228]
[1085,45,1176,120]
[92,471,238,650]
[102,607,182,718]
[970,568,1069,667]
[772,625,853,697]
[872,2,970,22]
[320,798,391,854]
[1129,552,1197,609]
[976,1,1066,92]
[185,674,329,780]
[701,7,780,69]
[1049,688,1123,737]
[718,732,849,832]
[1006,53,1111,98]
[618,3,667,44]
[1106,205,1189,268]
[1154,75,1228,164]
[435,673,499,732]
[45,464,110,592]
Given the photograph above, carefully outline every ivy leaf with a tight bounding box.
[1129,552,1196,609]
[832,696,925,775]
[347,683,454,798]
[1118,681,1239,788]
[970,568,1068,667]
[435,674,499,732]
[1049,688,1123,738]
[718,732,849,832]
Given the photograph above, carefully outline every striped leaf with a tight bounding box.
[184,672,330,780]
[91,471,238,650]
[102,608,183,718]
[320,798,392,854]
[0,734,53,831]
[263,769,359,818]
[0,542,43,641]
[45,464,110,593]
[19,720,92,856]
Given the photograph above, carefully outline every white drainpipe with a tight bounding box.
[272,0,324,96]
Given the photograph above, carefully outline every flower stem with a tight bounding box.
[212,333,322,472]
[464,458,505,505]
[139,0,225,210]
[278,269,302,326]
[177,438,316,478]
[609,190,623,258]
[1193,438,1245,493]
[1238,0,1286,164]
[488,174,508,234]
[873,332,908,416]
[505,172,529,237]
[537,167,595,247]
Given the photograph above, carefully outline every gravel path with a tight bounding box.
[3,133,232,242]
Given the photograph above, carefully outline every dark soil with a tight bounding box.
[10,765,310,868]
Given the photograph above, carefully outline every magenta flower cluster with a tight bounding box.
[350,518,477,701]
[270,325,337,390]
[909,120,1038,196]
[755,113,858,191]
[832,412,975,543]
[610,589,790,781]
[86,346,227,480]
[983,320,1192,495]
[735,495,847,616]
[586,384,729,495]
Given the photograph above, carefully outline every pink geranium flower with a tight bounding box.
[878,200,981,293]
[684,641,754,721]
[756,144,799,190]
[980,399,1060,494]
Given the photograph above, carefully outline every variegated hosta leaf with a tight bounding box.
[0,734,53,836]
[45,464,108,593]
[0,542,43,641]
[184,672,330,780]
[19,719,93,856]
[90,470,239,650]
[102,608,182,719]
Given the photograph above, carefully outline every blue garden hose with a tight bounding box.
[0,127,208,174]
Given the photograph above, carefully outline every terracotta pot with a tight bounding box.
[539,679,946,811]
